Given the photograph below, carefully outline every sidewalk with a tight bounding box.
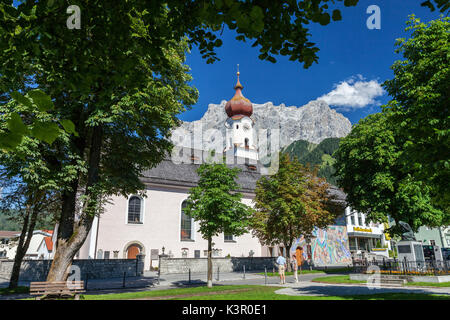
[1,271,449,299]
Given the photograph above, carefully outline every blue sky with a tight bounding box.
[180,1,443,125]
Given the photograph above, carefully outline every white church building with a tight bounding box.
[78,72,269,270]
[75,72,383,270]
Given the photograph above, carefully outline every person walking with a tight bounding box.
[291,254,298,283]
[276,253,286,284]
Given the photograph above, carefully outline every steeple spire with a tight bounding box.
[225,67,253,118]
[235,64,243,90]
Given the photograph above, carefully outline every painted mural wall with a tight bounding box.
[290,224,352,266]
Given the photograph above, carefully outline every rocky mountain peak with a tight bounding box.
[174,100,352,150]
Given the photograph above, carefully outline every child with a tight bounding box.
[291,254,298,283]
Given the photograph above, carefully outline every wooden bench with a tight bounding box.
[30,281,85,300]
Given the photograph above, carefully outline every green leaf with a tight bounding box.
[0,132,23,150]
[28,90,54,112]
[11,91,33,108]
[250,6,264,21]
[319,13,330,26]
[31,122,60,144]
[344,0,359,6]
[60,119,78,136]
[7,113,28,135]
[332,10,342,21]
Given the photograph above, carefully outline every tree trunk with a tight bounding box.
[207,236,212,288]
[285,241,293,273]
[8,201,39,289]
[46,125,103,282]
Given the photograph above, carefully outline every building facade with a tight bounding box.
[345,207,390,257]
[415,226,450,248]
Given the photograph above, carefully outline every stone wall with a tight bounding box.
[0,254,145,282]
[159,257,277,274]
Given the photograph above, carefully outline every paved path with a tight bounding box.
[273,281,450,297]
[1,271,449,299]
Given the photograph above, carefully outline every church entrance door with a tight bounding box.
[127,245,140,259]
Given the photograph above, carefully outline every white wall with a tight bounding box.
[80,185,263,270]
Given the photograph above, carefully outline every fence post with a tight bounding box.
[122,272,126,288]
[85,273,89,291]
[217,266,220,281]
[188,268,191,284]
[243,265,246,279]
[405,256,408,275]
[264,266,267,286]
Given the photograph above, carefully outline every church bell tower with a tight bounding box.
[224,67,258,161]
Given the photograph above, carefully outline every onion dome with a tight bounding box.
[225,70,253,118]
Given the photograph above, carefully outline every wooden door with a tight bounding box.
[127,245,140,259]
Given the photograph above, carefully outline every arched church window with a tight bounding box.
[181,200,194,241]
[244,138,249,149]
[128,196,143,224]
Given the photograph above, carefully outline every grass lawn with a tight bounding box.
[311,275,366,284]
[82,284,450,300]
[0,286,29,296]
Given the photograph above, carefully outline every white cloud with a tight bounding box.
[318,75,384,110]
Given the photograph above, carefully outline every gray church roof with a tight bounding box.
[141,149,347,204]
[141,156,262,193]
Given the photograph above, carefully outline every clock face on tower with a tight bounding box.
[243,123,250,131]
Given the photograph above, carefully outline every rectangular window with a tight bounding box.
[181,215,193,241]
[224,234,234,242]
[358,213,363,226]
[128,197,142,224]
[104,251,110,259]
[181,201,193,241]
[350,215,355,225]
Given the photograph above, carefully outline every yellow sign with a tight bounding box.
[384,222,391,240]
[354,227,372,233]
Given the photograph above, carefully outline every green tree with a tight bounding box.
[1,2,199,281]
[334,112,446,235]
[251,153,340,271]
[183,161,253,288]
[383,16,450,209]
[0,129,62,288]
[0,176,60,289]
[0,0,445,282]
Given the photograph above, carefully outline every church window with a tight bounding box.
[181,200,194,241]
[128,196,143,224]
[244,138,249,149]
[224,234,235,242]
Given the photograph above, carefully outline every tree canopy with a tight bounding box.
[183,161,253,287]
[334,112,446,234]
[251,153,340,266]
[382,16,449,209]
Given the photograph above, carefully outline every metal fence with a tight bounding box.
[352,256,450,276]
